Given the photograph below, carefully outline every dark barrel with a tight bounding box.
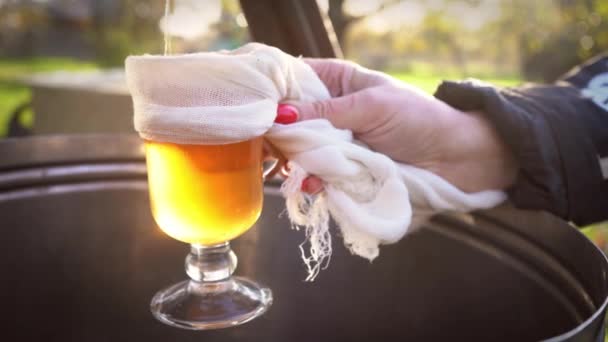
[1,134,606,342]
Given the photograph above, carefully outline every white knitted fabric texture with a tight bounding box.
[125,43,506,280]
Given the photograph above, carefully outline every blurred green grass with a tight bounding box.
[582,222,608,253]
[388,60,522,92]
[0,58,98,79]
[389,72,522,93]
[0,58,522,137]
[0,58,97,137]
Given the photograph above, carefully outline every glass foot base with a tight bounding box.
[150,277,272,330]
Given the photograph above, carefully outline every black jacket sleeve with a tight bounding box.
[434,53,608,226]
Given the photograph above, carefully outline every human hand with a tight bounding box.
[282,59,517,194]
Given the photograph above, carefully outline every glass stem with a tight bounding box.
[186,242,237,282]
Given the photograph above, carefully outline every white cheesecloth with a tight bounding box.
[125,43,506,280]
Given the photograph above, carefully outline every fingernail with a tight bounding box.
[301,176,323,194]
[275,104,299,124]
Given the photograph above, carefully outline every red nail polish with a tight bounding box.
[301,176,322,194]
[276,104,299,124]
[301,177,312,193]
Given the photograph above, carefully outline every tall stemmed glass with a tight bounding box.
[144,135,281,329]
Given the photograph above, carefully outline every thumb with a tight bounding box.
[290,90,373,132]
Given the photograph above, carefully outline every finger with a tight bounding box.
[302,58,391,96]
[290,88,378,133]
[301,176,323,194]
[275,104,299,124]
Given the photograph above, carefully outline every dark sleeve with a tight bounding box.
[434,53,608,226]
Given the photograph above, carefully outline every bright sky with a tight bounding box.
[319,0,501,33]
[160,0,222,40]
[159,0,502,40]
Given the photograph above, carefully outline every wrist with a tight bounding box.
[437,108,518,193]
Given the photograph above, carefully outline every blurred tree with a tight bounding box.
[492,0,608,82]
[0,2,48,58]
[327,0,401,51]
[207,0,249,51]
[336,0,607,81]
[417,10,468,74]
[88,0,247,66]
[90,0,165,66]
[548,0,608,77]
